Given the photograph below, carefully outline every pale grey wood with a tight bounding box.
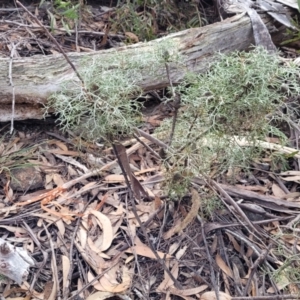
[0,14,256,121]
[0,238,34,284]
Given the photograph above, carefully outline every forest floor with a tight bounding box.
[1,1,300,300]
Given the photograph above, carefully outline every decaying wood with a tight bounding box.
[0,13,280,121]
[0,238,34,284]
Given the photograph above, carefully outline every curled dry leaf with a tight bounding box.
[280,175,300,182]
[4,180,13,202]
[88,264,132,293]
[175,245,188,260]
[87,237,110,258]
[225,233,241,253]
[55,218,65,236]
[164,188,201,239]
[169,241,181,255]
[44,281,55,300]
[200,291,232,300]
[74,239,106,273]
[103,174,126,183]
[280,171,300,176]
[0,225,27,235]
[89,210,113,252]
[55,154,89,173]
[125,31,139,43]
[48,140,68,152]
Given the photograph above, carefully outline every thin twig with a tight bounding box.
[43,223,60,299]
[164,52,181,146]
[123,191,149,298]
[75,1,82,51]
[209,179,261,237]
[243,243,273,296]
[142,203,165,228]
[112,143,182,289]
[198,214,220,300]
[63,192,99,299]
[22,221,48,294]
[8,42,20,134]
[155,201,168,251]
[16,1,84,85]
[224,229,275,272]
[177,127,210,153]
[133,133,161,159]
[1,20,125,38]
[134,128,169,149]
[168,93,181,147]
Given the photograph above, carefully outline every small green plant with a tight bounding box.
[280,16,300,50]
[112,2,156,41]
[269,151,290,172]
[0,136,38,175]
[54,0,79,19]
[164,170,192,199]
[111,0,205,42]
[157,47,300,194]
[46,41,183,141]
[0,273,6,282]
[271,232,300,292]
[40,0,80,33]
[0,135,42,191]
[201,194,224,219]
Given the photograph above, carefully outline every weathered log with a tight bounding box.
[0,13,273,121]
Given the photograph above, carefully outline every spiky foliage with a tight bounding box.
[46,41,182,141]
[157,47,300,194]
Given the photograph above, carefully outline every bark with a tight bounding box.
[0,13,278,121]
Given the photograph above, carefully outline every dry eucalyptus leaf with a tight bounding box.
[216,254,233,279]
[86,291,116,300]
[200,291,232,300]
[89,209,113,252]
[272,183,286,198]
[62,255,70,291]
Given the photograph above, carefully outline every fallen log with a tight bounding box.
[0,13,280,121]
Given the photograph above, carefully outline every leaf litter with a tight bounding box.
[0,115,300,300]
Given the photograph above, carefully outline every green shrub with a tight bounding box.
[46,41,182,141]
[157,47,300,191]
